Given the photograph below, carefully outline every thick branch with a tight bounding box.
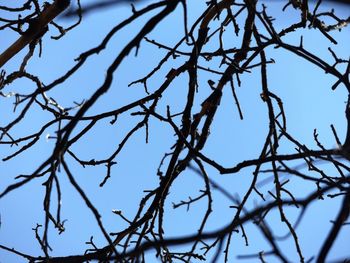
[0,0,70,68]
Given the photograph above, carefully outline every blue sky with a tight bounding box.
[1,0,350,262]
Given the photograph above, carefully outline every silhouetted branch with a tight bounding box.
[1,0,350,262]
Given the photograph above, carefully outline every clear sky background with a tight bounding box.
[1,0,350,262]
